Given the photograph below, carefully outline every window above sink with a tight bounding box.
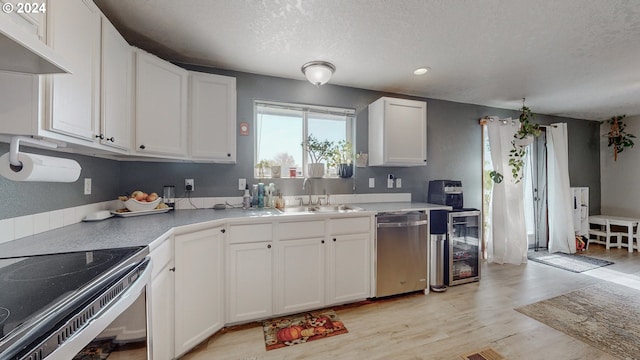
[254,100,355,179]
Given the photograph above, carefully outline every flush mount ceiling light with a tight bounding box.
[413,67,430,75]
[301,61,335,86]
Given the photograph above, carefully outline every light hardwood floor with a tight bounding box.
[182,246,640,360]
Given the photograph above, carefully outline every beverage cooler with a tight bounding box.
[445,210,481,286]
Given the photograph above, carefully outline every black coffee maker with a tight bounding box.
[427,180,463,209]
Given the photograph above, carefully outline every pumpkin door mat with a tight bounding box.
[262,310,348,351]
[460,347,505,360]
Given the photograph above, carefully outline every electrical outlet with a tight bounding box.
[369,178,375,188]
[185,179,194,192]
[84,178,91,195]
[387,174,394,188]
[238,178,247,191]
[396,178,402,188]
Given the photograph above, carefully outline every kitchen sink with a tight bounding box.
[278,206,316,213]
[277,204,363,214]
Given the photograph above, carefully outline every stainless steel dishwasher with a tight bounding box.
[375,211,428,297]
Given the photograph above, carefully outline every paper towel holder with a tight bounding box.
[9,136,59,172]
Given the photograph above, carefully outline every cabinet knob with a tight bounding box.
[333,238,337,242]
[106,137,115,142]
[267,244,271,249]
[424,159,427,162]
[169,267,175,272]
[95,134,104,140]
[227,153,231,157]
[321,240,325,244]
[221,228,226,233]
[139,144,146,150]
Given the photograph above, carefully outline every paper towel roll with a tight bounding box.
[0,152,81,182]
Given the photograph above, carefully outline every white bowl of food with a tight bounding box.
[123,191,162,212]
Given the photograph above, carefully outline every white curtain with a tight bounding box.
[485,118,528,265]
[547,123,575,253]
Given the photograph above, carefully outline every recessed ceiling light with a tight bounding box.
[413,67,430,75]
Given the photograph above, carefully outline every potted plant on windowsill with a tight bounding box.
[301,134,333,178]
[604,115,635,161]
[329,140,354,178]
[255,159,272,178]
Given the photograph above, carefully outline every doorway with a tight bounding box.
[528,128,548,250]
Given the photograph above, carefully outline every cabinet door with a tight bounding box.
[384,99,426,165]
[46,0,100,141]
[189,72,236,162]
[100,17,131,151]
[151,259,174,360]
[228,242,272,323]
[174,227,225,357]
[135,49,188,156]
[276,238,325,314]
[326,233,371,304]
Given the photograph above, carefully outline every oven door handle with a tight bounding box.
[46,257,152,360]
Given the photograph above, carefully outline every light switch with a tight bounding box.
[396,178,402,188]
[369,178,375,188]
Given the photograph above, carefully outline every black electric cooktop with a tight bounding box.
[0,247,145,348]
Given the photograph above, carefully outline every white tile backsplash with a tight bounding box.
[1,200,117,242]
[0,194,412,243]
[0,218,14,244]
[32,212,50,235]
[14,215,34,239]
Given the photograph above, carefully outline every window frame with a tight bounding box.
[254,100,356,178]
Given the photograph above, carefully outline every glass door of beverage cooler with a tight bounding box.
[447,210,481,285]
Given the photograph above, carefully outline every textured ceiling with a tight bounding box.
[94,0,640,121]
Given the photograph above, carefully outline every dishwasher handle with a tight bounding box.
[377,219,428,228]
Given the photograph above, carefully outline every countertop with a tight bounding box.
[0,202,451,258]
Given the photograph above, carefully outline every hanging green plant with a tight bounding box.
[491,100,542,184]
[603,115,635,161]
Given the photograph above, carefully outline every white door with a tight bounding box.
[384,99,427,165]
[326,233,371,304]
[189,72,236,162]
[174,227,225,357]
[150,259,174,360]
[46,0,100,140]
[227,242,272,323]
[135,50,188,156]
[276,238,325,314]
[100,17,131,151]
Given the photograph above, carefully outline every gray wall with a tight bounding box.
[1,67,601,219]
[0,143,120,219]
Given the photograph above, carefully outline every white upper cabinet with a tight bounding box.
[189,72,236,162]
[99,17,131,151]
[1,0,46,41]
[45,0,101,141]
[368,97,427,166]
[134,48,188,157]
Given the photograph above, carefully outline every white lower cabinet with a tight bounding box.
[149,237,175,360]
[227,223,273,323]
[326,217,372,304]
[326,233,371,304]
[228,242,273,323]
[174,227,225,358]
[276,220,325,314]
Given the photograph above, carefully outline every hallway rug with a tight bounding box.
[516,281,640,359]
[262,310,348,351]
[527,250,613,273]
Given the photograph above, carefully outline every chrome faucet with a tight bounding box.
[302,178,312,205]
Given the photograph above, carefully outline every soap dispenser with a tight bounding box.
[242,184,251,209]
